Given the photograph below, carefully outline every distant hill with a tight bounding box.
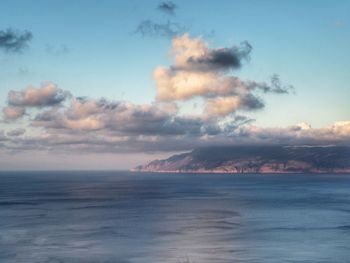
[133,145,350,173]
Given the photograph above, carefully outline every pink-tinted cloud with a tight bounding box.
[154,34,291,117]
[8,82,70,108]
[2,106,25,120]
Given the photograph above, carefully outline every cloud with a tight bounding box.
[332,121,350,137]
[7,83,70,108]
[7,128,26,137]
[153,34,290,117]
[205,96,241,117]
[265,74,294,94]
[175,41,252,72]
[1,86,349,153]
[3,116,350,154]
[32,97,220,137]
[0,28,32,53]
[0,130,6,141]
[2,83,71,122]
[3,34,340,156]
[236,121,350,145]
[135,1,185,38]
[157,1,177,15]
[2,106,25,120]
[205,94,264,117]
[135,20,185,38]
[169,34,251,72]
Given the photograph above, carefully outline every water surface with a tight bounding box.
[0,171,350,263]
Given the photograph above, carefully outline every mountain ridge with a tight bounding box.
[133,145,350,173]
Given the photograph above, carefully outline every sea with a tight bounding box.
[0,171,350,263]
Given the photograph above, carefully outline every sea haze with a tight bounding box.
[1,171,350,263]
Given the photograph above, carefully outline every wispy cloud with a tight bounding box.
[135,1,186,38]
[0,28,32,53]
[135,20,186,38]
[157,1,177,15]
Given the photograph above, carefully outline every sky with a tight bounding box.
[0,0,349,170]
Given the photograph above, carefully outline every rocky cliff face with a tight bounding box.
[133,145,350,173]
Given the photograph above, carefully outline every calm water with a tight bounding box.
[0,172,350,263]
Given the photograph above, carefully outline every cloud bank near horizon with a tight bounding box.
[1,33,349,155]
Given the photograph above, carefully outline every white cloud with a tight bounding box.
[153,33,289,117]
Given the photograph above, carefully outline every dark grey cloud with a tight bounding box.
[33,108,60,124]
[183,41,252,72]
[0,28,32,53]
[240,94,265,111]
[7,128,26,137]
[157,1,177,15]
[0,130,6,141]
[135,20,185,38]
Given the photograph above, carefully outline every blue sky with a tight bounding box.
[0,0,349,169]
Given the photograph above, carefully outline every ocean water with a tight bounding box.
[0,172,350,263]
